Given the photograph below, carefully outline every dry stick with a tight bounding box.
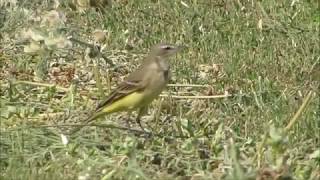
[160,94,232,99]
[284,90,314,132]
[37,112,65,118]
[167,84,213,88]
[86,88,232,99]
[14,80,69,92]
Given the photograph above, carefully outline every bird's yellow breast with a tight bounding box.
[102,67,168,115]
[101,92,151,114]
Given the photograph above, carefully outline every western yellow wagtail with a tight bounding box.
[71,43,182,134]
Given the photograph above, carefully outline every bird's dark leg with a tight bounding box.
[125,111,133,128]
[136,107,147,131]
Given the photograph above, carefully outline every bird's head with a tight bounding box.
[150,43,183,58]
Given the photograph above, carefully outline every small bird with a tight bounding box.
[71,43,182,134]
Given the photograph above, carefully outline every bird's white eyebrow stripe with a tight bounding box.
[160,45,174,49]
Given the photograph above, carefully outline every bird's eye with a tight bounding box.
[161,45,173,50]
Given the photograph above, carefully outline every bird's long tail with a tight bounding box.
[68,110,107,135]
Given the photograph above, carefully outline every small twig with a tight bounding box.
[160,94,232,99]
[36,112,66,118]
[5,101,50,107]
[13,80,69,92]
[167,84,213,88]
[285,90,314,132]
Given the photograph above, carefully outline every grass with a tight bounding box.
[0,0,319,179]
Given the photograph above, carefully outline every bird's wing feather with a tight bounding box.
[95,80,146,111]
[95,63,152,111]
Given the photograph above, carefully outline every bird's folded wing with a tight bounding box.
[95,80,147,111]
